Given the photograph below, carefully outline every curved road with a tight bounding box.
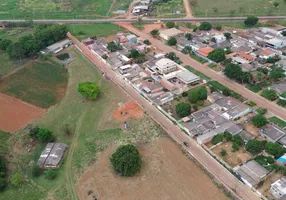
[1,16,286,23]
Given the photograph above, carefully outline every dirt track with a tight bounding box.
[0,93,46,132]
[76,138,228,200]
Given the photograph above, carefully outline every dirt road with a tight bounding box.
[117,23,286,121]
[183,0,193,18]
[68,33,260,200]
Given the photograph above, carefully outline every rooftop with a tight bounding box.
[159,28,184,38]
[47,39,72,51]
[37,143,67,168]
[261,125,285,142]
[272,80,286,94]
[197,47,214,57]
[176,70,200,84]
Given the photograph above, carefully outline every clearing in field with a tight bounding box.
[0,60,68,108]
[154,0,185,17]
[190,0,286,17]
[113,101,143,121]
[0,93,45,133]
[76,138,228,200]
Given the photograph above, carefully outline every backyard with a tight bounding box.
[190,0,286,17]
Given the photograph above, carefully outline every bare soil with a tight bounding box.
[141,23,163,34]
[113,101,143,121]
[0,93,46,132]
[212,141,252,167]
[76,138,228,200]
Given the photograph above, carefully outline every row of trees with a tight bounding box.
[188,86,208,103]
[224,63,252,84]
[211,132,244,152]
[0,24,68,59]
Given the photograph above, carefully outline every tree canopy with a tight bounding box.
[265,142,286,158]
[244,16,259,27]
[107,42,122,52]
[166,21,176,28]
[37,128,54,142]
[224,32,232,40]
[44,169,58,180]
[10,173,23,187]
[261,88,277,101]
[199,22,212,31]
[188,86,208,103]
[208,48,225,63]
[246,139,266,154]
[185,33,192,40]
[167,37,177,46]
[0,39,12,51]
[78,82,100,100]
[150,29,159,37]
[175,102,191,117]
[252,114,268,128]
[269,67,285,81]
[224,63,252,83]
[110,144,142,177]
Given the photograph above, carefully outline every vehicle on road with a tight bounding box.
[183,141,189,147]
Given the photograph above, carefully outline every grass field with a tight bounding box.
[0,130,10,154]
[0,28,33,41]
[68,23,124,40]
[0,0,132,19]
[0,60,68,108]
[269,117,286,128]
[190,0,286,17]
[0,53,20,78]
[154,0,185,17]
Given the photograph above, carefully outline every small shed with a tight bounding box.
[126,34,137,43]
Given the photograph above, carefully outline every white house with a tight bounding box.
[271,177,286,199]
[266,38,286,49]
[155,58,178,74]
[213,34,226,43]
[159,28,184,40]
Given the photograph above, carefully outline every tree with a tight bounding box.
[197,86,208,100]
[222,88,231,96]
[212,7,218,13]
[273,2,280,7]
[188,90,199,103]
[10,173,23,187]
[212,134,224,145]
[261,88,277,101]
[78,82,100,100]
[31,164,43,177]
[208,48,225,62]
[224,132,233,141]
[0,39,12,51]
[0,157,6,175]
[224,63,252,83]
[166,21,175,28]
[182,46,192,54]
[256,107,267,115]
[129,49,140,58]
[265,142,286,158]
[44,169,58,180]
[232,143,239,152]
[281,30,286,36]
[0,178,7,192]
[37,128,54,142]
[150,29,159,37]
[224,32,232,40]
[220,149,227,156]
[185,33,192,40]
[175,102,191,117]
[215,24,222,31]
[110,144,142,177]
[252,114,268,128]
[6,42,25,60]
[232,135,244,147]
[167,37,177,46]
[257,67,269,75]
[244,16,259,27]
[107,42,122,52]
[143,39,151,45]
[246,140,266,154]
[269,67,285,81]
[199,22,212,31]
[211,37,217,43]
[29,126,40,138]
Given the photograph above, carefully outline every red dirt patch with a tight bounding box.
[0,93,46,133]
[76,138,228,200]
[113,101,143,121]
[141,23,163,34]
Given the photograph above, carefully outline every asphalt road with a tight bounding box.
[118,23,286,121]
[1,15,286,23]
[68,33,261,200]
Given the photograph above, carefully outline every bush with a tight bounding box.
[44,170,58,180]
[232,135,243,147]
[208,48,225,63]
[167,37,177,46]
[252,114,268,128]
[246,140,266,154]
[78,82,100,100]
[110,144,142,177]
[261,88,277,101]
[0,178,7,192]
[166,21,175,28]
[244,16,259,27]
[182,91,188,97]
[199,22,212,30]
[193,105,198,111]
[143,39,151,45]
[188,86,207,103]
[220,149,227,156]
[37,128,54,142]
[265,142,286,159]
[215,24,222,31]
[29,126,40,138]
[175,102,191,117]
[10,173,23,187]
[278,99,286,107]
[31,164,43,177]
[212,134,224,145]
[256,107,267,115]
[232,143,239,152]
[150,29,159,37]
[185,33,192,40]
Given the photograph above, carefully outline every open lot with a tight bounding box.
[212,141,252,167]
[0,60,68,108]
[68,23,124,41]
[76,138,228,200]
[154,0,185,17]
[190,0,286,17]
[0,0,132,19]
[0,93,46,132]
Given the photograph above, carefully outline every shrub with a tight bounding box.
[166,21,176,28]
[175,102,191,117]
[167,37,177,46]
[110,144,142,177]
[37,128,54,142]
[44,170,58,180]
[185,33,192,40]
[232,135,243,147]
[232,143,239,152]
[246,140,266,154]
[215,24,222,31]
[0,178,7,192]
[78,82,100,100]
[220,149,227,156]
[256,107,267,115]
[182,91,188,97]
[31,164,43,177]
[212,134,224,145]
[29,126,40,138]
[150,29,159,37]
[261,88,277,101]
[252,115,268,128]
[199,22,212,30]
[244,16,259,27]
[265,142,286,159]
[143,39,151,45]
[10,173,23,187]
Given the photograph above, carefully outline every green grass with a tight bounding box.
[0,60,68,108]
[154,0,185,17]
[190,0,286,17]
[0,130,10,154]
[246,84,262,93]
[68,23,124,40]
[131,22,150,30]
[0,53,21,78]
[185,65,211,81]
[0,28,33,41]
[0,0,133,19]
[190,53,208,64]
[208,63,221,72]
[269,117,286,128]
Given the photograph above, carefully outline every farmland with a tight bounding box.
[0,60,68,108]
[0,0,132,19]
[190,0,286,17]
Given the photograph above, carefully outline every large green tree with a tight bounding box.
[208,48,225,63]
[265,142,286,158]
[175,102,191,117]
[244,16,259,27]
[246,140,266,154]
[78,82,100,100]
[224,63,252,83]
[166,21,176,28]
[0,39,12,51]
[269,67,285,81]
[199,22,212,30]
[252,114,268,128]
[167,37,177,46]
[261,88,277,101]
[37,128,54,142]
[110,144,142,177]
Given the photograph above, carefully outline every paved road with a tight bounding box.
[118,23,286,121]
[1,16,286,23]
[68,33,260,200]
